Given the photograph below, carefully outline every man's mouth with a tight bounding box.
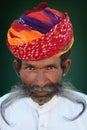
[32,91,50,97]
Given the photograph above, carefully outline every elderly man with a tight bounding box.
[0,2,87,130]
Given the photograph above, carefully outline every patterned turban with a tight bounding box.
[6,2,74,61]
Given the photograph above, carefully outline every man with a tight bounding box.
[0,2,87,130]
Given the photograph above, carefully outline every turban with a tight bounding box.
[6,2,74,61]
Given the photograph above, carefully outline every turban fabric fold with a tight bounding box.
[7,2,74,61]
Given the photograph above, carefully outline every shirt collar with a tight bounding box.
[27,95,59,113]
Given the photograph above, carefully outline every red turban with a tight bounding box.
[6,2,74,61]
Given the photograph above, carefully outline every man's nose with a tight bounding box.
[35,70,48,88]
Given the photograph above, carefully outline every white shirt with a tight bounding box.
[0,92,87,130]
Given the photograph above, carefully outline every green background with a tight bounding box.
[0,0,87,96]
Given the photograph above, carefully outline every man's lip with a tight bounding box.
[32,91,49,96]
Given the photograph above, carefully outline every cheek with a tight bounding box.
[46,70,63,83]
[19,71,36,84]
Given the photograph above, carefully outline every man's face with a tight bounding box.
[14,56,70,104]
[20,57,62,89]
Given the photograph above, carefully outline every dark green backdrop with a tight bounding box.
[0,0,87,96]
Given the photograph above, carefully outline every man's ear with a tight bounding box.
[13,60,20,76]
[62,59,71,76]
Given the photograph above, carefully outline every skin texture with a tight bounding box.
[13,56,71,98]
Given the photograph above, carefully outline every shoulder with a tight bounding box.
[71,90,87,101]
[61,90,87,106]
[0,93,11,104]
[0,93,32,111]
[58,90,87,118]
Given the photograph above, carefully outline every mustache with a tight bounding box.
[20,82,63,95]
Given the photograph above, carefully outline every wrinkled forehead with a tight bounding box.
[22,56,61,67]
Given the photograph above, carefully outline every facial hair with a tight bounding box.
[20,82,63,105]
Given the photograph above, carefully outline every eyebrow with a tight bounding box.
[22,63,58,69]
[22,63,35,67]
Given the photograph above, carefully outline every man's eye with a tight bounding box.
[47,66,55,70]
[28,66,35,70]
[23,66,35,70]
